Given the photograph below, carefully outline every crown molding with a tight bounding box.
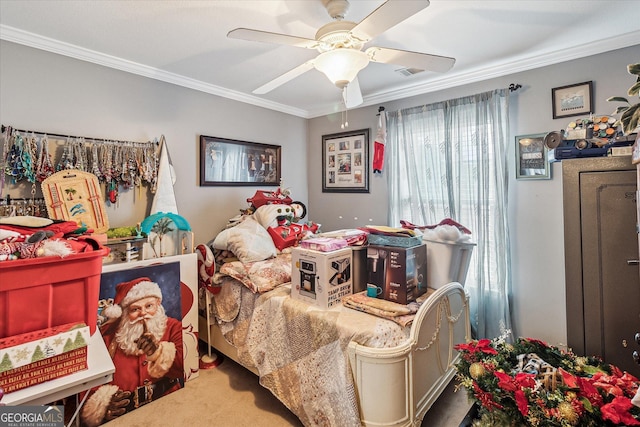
[0,25,310,118]
[2,24,638,120]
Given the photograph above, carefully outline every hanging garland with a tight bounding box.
[35,134,54,182]
[2,127,159,202]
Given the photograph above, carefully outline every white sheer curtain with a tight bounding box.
[386,88,513,339]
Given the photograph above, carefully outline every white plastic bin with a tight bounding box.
[423,239,475,288]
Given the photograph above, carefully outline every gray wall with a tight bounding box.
[0,40,308,243]
[308,44,640,346]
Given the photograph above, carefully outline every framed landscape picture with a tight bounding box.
[552,81,593,119]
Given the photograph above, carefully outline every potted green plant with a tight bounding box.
[607,62,640,135]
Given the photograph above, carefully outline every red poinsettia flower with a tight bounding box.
[455,339,498,355]
[473,382,503,411]
[601,396,640,426]
[592,372,626,397]
[494,371,517,392]
[620,372,640,396]
[514,389,529,416]
[577,376,603,407]
[494,371,536,392]
[514,372,536,389]
[559,367,578,389]
[524,337,548,347]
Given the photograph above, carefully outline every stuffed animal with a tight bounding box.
[253,201,306,226]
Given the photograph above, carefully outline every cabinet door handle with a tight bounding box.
[634,351,640,365]
[636,333,640,345]
[627,260,640,265]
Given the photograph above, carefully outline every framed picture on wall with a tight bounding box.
[199,135,281,186]
[322,128,369,193]
[515,133,551,180]
[551,81,593,119]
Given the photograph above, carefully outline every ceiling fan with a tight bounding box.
[228,0,456,108]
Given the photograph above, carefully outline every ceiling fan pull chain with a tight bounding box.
[341,108,349,129]
[341,89,349,129]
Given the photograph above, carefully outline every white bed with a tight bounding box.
[196,246,470,427]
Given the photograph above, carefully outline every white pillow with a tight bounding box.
[212,216,277,263]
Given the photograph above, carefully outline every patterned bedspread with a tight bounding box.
[205,255,412,427]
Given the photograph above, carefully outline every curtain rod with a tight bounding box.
[509,83,522,92]
[1,124,156,145]
[3,195,45,204]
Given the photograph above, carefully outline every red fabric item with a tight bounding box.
[372,141,385,173]
[64,238,98,253]
[0,220,82,238]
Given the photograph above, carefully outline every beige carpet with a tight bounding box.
[103,354,472,427]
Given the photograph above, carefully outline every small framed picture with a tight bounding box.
[322,128,369,193]
[515,133,550,180]
[551,81,593,119]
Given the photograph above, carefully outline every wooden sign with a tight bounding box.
[42,170,109,234]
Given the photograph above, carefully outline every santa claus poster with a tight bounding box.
[80,260,186,427]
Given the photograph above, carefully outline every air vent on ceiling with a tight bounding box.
[395,67,424,76]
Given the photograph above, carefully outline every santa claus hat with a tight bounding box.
[102,277,162,319]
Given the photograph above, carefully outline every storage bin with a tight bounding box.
[0,323,90,393]
[0,248,108,338]
[423,239,475,289]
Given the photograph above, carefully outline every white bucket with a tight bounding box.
[424,239,475,289]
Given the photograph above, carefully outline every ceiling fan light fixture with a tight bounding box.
[314,49,369,89]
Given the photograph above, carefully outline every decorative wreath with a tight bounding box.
[454,337,640,426]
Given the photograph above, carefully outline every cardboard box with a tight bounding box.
[366,244,428,304]
[291,247,352,309]
[0,323,89,393]
[0,249,108,338]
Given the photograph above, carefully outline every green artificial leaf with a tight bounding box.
[621,104,640,135]
[612,106,628,116]
[607,96,629,103]
[607,63,640,135]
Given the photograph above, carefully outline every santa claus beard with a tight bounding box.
[114,306,168,356]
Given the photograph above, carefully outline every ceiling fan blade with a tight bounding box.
[227,28,318,49]
[253,60,316,94]
[366,46,455,73]
[343,77,363,108]
[351,0,430,42]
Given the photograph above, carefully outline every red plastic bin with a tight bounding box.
[0,248,108,338]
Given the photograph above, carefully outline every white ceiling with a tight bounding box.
[1,0,639,118]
